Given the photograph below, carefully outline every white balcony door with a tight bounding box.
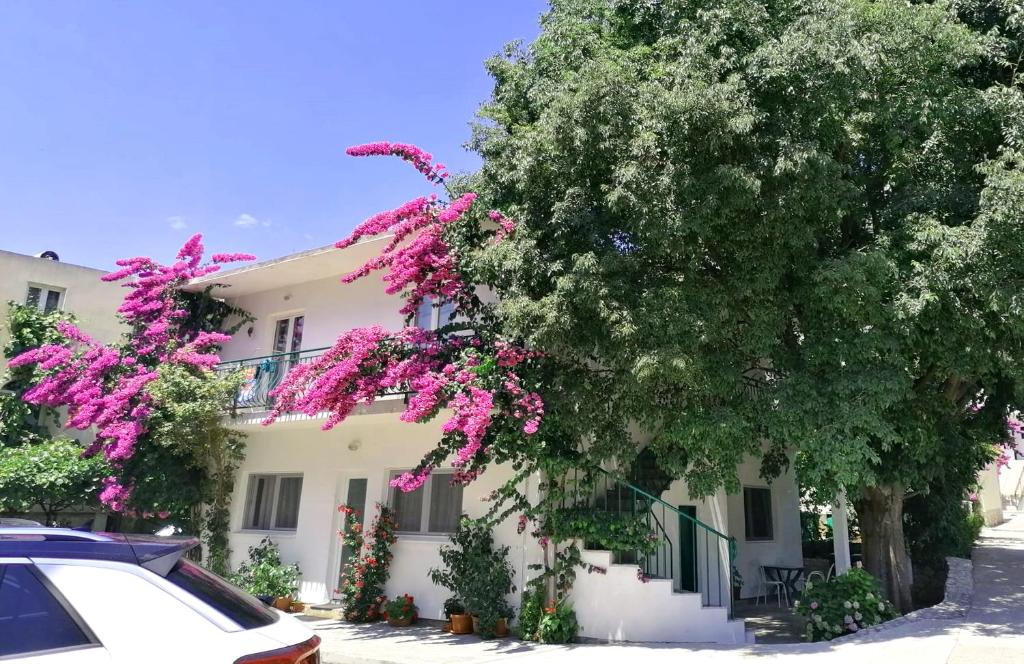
[273,315,304,355]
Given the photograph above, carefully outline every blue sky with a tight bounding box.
[0,1,547,269]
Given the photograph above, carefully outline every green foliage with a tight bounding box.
[516,588,544,641]
[0,438,111,524]
[338,504,398,622]
[465,0,1024,608]
[382,594,418,622]
[537,599,579,644]
[228,537,300,598]
[176,287,255,338]
[0,392,41,448]
[443,596,466,619]
[906,491,985,564]
[2,302,75,390]
[128,364,246,574]
[429,518,515,637]
[547,506,659,553]
[1,303,75,446]
[795,569,899,641]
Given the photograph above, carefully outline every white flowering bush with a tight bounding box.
[794,569,899,641]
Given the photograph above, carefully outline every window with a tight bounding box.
[389,470,463,534]
[743,486,774,541]
[243,474,303,531]
[166,559,278,629]
[25,284,64,314]
[0,564,95,657]
[413,296,455,331]
[272,315,304,354]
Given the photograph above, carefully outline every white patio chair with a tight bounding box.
[757,565,789,607]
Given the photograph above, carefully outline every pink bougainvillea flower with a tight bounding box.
[10,235,254,510]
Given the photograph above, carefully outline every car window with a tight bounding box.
[165,559,278,629]
[0,564,94,657]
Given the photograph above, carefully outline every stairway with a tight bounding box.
[572,548,749,644]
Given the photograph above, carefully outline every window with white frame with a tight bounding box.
[413,296,455,331]
[243,474,303,531]
[25,284,64,314]
[388,470,463,534]
[272,315,304,355]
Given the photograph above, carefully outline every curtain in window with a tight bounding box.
[428,475,463,533]
[248,476,274,529]
[274,477,303,529]
[391,477,425,532]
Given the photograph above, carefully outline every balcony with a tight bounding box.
[215,348,408,421]
[215,347,330,412]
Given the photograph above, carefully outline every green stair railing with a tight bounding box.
[553,466,737,617]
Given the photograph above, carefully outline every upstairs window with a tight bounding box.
[389,469,463,534]
[743,486,774,541]
[243,474,303,531]
[413,296,455,331]
[25,284,64,314]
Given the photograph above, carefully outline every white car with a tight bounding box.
[0,528,321,663]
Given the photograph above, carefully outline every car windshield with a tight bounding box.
[165,559,278,629]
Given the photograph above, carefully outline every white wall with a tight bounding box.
[216,273,405,364]
[226,412,542,620]
[727,454,803,599]
[976,464,1004,526]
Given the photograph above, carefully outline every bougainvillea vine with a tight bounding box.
[9,235,254,510]
[263,142,540,494]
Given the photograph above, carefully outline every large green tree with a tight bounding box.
[465,0,1024,610]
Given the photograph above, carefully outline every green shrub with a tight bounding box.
[429,518,515,638]
[537,599,579,644]
[517,587,543,641]
[795,569,898,641]
[228,537,300,598]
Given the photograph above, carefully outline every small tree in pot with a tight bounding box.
[430,517,515,638]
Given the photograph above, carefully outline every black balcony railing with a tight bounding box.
[215,347,330,411]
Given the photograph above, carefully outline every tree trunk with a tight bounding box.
[856,484,913,613]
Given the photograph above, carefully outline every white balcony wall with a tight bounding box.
[216,273,404,364]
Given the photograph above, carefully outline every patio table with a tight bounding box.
[763,565,805,602]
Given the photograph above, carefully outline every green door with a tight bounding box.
[679,505,698,593]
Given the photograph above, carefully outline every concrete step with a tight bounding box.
[305,603,344,620]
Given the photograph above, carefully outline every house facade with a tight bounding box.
[187,239,803,644]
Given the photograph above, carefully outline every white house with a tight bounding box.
[186,238,803,644]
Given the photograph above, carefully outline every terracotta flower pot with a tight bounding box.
[387,614,413,627]
[272,596,292,611]
[495,618,509,638]
[450,613,473,635]
[289,601,306,614]
[442,621,452,633]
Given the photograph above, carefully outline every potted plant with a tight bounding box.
[430,518,515,639]
[228,538,300,611]
[383,594,418,627]
[443,597,465,633]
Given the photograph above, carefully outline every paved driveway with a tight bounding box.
[311,512,1024,664]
